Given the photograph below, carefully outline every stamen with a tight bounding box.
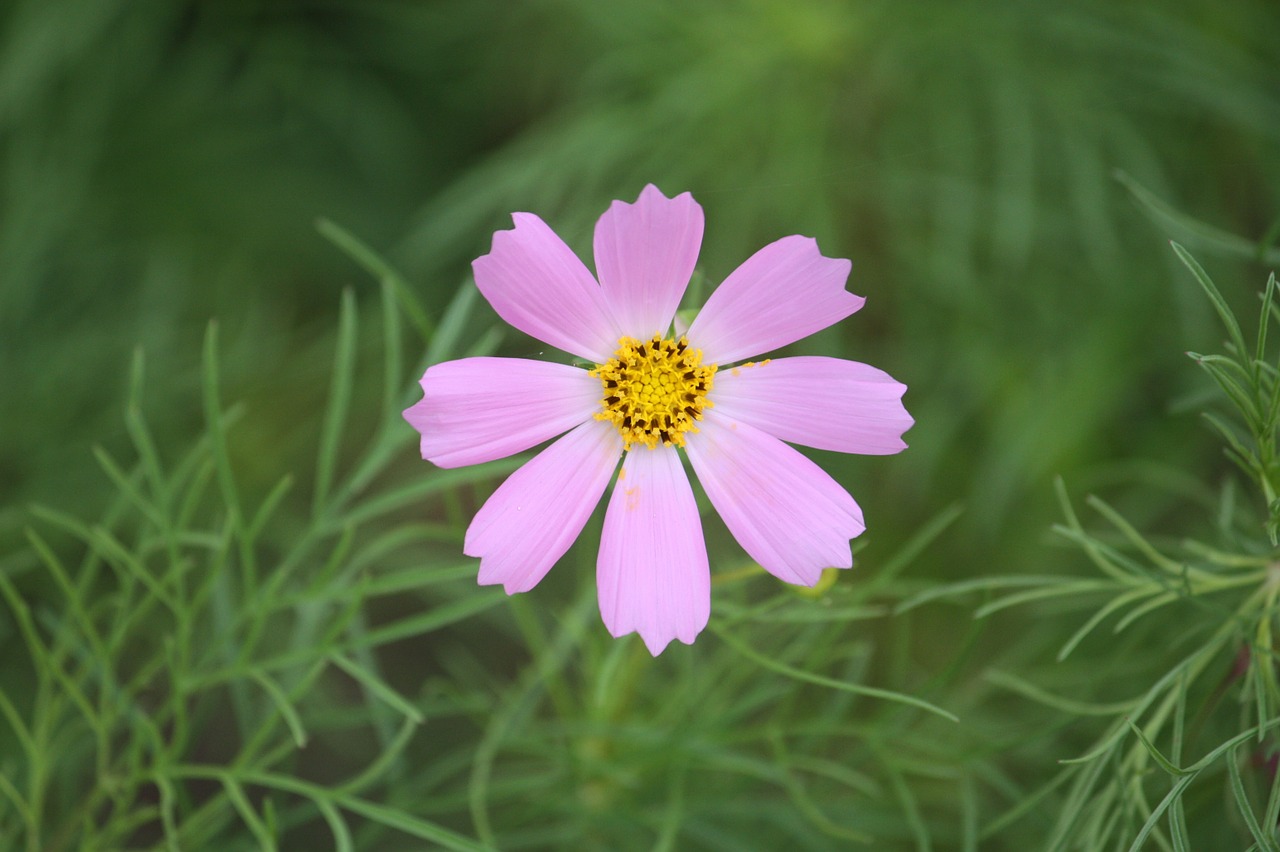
[588,334,717,450]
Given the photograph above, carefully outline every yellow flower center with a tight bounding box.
[589,334,717,450]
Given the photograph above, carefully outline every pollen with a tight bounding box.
[589,334,717,450]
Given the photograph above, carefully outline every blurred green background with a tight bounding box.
[3,0,1280,848]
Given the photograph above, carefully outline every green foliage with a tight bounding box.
[2,0,1280,848]
[0,224,974,849]
[0,267,503,850]
[910,249,1280,849]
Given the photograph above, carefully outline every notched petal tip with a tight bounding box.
[401,394,427,428]
[471,212,618,362]
[597,447,710,657]
[463,421,622,596]
[595,184,705,340]
[687,234,863,365]
[609,620,703,657]
[474,559,537,595]
[709,356,913,456]
[409,358,601,469]
[605,607,705,656]
[686,414,864,586]
[640,630,695,656]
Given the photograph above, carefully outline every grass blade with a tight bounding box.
[314,288,358,518]
[714,625,958,722]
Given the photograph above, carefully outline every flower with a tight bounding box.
[403,185,913,655]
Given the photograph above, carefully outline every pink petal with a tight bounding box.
[685,413,864,587]
[598,446,710,655]
[593,184,704,340]
[466,419,622,594]
[405,357,603,469]
[686,235,863,365]
[710,356,912,455]
[472,212,620,362]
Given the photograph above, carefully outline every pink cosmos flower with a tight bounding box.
[404,185,912,655]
